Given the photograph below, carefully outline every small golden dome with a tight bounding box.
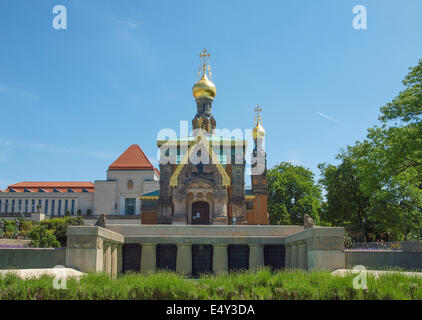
[192,67,217,99]
[253,121,266,140]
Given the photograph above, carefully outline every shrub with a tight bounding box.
[1,220,19,239]
[41,216,84,247]
[29,225,60,248]
[344,235,353,248]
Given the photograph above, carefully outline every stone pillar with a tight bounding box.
[298,242,307,270]
[104,242,112,276]
[141,243,157,272]
[212,244,228,275]
[117,244,123,274]
[111,244,118,279]
[248,244,264,271]
[290,243,298,268]
[285,244,292,268]
[176,244,192,276]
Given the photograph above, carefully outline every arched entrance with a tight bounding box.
[191,201,210,225]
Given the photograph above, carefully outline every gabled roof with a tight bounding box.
[108,144,154,171]
[4,182,95,193]
[169,130,231,187]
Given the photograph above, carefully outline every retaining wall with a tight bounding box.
[0,248,66,269]
[345,249,422,271]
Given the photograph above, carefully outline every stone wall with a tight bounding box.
[66,226,124,278]
[0,248,66,269]
[0,239,31,247]
[345,250,422,271]
[284,227,345,271]
[107,224,344,275]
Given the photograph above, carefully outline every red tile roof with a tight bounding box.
[5,182,94,193]
[108,144,154,171]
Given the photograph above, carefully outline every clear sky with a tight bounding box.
[0,0,421,189]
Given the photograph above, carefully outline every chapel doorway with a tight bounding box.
[191,201,210,225]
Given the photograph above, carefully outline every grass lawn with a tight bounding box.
[1,268,421,300]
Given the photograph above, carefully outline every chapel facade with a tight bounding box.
[140,49,268,225]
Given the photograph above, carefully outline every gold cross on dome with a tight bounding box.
[199,48,210,66]
[254,105,263,123]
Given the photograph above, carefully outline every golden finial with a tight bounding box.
[254,105,263,124]
[192,48,217,99]
[253,105,265,139]
[198,48,212,79]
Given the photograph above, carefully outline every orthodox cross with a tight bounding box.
[198,48,212,78]
[199,48,210,68]
[254,105,263,124]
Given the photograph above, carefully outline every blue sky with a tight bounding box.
[0,0,421,189]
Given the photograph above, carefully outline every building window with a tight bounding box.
[5,200,8,212]
[58,200,62,215]
[71,199,75,215]
[51,200,55,215]
[31,199,36,212]
[124,198,136,215]
[11,199,15,213]
[25,200,29,213]
[65,200,68,215]
[18,199,22,212]
[0,199,2,212]
[45,199,49,213]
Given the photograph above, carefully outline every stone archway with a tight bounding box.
[191,201,210,225]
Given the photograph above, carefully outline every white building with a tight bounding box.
[0,144,159,217]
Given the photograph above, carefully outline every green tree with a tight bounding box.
[318,59,422,240]
[268,162,322,225]
[318,159,370,235]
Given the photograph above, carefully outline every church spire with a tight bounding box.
[192,48,216,100]
[253,105,265,141]
[192,49,217,134]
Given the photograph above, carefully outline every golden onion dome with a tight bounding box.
[253,121,266,140]
[192,67,217,99]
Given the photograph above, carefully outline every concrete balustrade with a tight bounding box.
[249,244,264,271]
[212,244,228,275]
[176,244,192,276]
[140,243,157,272]
[66,226,124,278]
